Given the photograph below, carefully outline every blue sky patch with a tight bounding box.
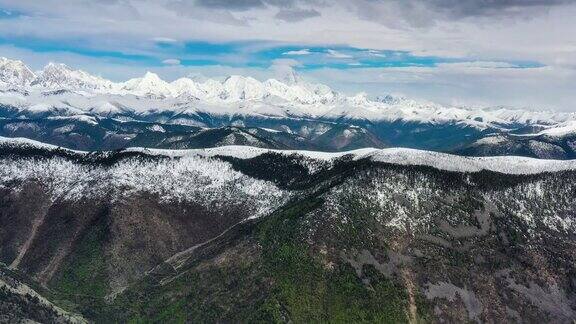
[0,35,544,71]
[0,8,23,19]
[0,36,155,64]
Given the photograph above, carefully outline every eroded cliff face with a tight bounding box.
[1,146,575,323]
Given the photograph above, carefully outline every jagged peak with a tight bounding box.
[376,94,409,105]
[31,62,113,90]
[186,72,209,83]
[43,61,72,70]
[121,71,173,96]
[142,71,162,80]
[171,77,206,98]
[271,64,302,85]
[0,57,37,86]
[0,57,29,67]
[3,56,573,132]
[349,92,371,105]
[0,57,345,102]
[124,71,168,86]
[171,77,196,85]
[223,75,261,84]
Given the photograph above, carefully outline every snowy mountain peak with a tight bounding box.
[0,57,342,104]
[0,57,36,87]
[272,64,302,85]
[44,61,70,71]
[40,62,78,80]
[31,62,113,90]
[121,71,173,97]
[281,68,301,85]
[350,92,371,105]
[376,94,409,105]
[222,75,266,100]
[0,56,575,133]
[143,71,162,81]
[171,77,204,98]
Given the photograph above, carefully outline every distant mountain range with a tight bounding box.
[457,125,576,159]
[1,56,576,157]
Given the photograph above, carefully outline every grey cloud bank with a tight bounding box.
[0,0,574,110]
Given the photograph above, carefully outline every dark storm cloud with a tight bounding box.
[275,8,320,22]
[344,0,576,28]
[423,0,576,17]
[194,0,321,11]
[194,0,575,14]
[195,0,265,11]
[191,0,321,23]
[190,0,576,26]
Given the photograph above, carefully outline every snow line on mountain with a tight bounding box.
[2,136,575,175]
[2,56,576,129]
[132,145,576,175]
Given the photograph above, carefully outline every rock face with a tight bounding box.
[0,141,575,322]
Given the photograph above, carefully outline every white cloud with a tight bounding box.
[271,58,301,67]
[1,0,575,110]
[3,42,575,111]
[162,58,181,65]
[282,49,311,55]
[305,64,576,111]
[153,37,179,43]
[436,61,520,69]
[367,50,386,58]
[326,49,352,59]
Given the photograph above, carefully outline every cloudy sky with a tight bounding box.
[0,0,575,110]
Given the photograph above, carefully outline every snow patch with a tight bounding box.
[3,137,576,175]
[536,121,576,137]
[0,155,287,218]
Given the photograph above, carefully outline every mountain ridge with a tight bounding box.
[2,136,575,175]
[1,56,575,129]
[1,139,575,322]
[2,56,576,158]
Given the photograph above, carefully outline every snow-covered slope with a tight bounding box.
[121,72,174,97]
[364,148,576,174]
[170,77,204,99]
[31,62,113,90]
[4,137,574,175]
[0,138,286,216]
[0,57,36,87]
[534,121,576,137]
[1,56,575,130]
[185,146,576,174]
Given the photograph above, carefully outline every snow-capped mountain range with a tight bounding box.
[1,56,575,128]
[1,56,576,156]
[0,57,338,105]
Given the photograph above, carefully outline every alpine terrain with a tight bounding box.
[2,0,576,321]
[1,57,576,157]
[0,137,575,323]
